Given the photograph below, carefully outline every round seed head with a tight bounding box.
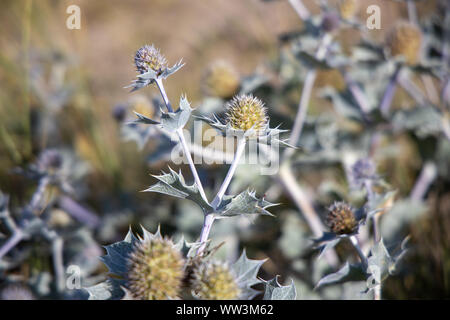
[350,158,376,188]
[134,44,168,74]
[191,260,241,300]
[203,61,240,99]
[127,238,184,300]
[386,22,422,65]
[339,0,358,20]
[321,12,341,33]
[225,94,268,134]
[326,201,358,235]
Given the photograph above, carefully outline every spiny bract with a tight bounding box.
[386,21,422,65]
[225,94,268,134]
[203,60,240,99]
[326,201,358,235]
[191,260,241,300]
[127,237,184,300]
[134,44,168,75]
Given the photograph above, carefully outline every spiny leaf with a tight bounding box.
[262,276,297,300]
[83,279,126,300]
[143,167,212,213]
[99,227,138,278]
[160,95,193,132]
[215,190,277,218]
[232,249,267,300]
[132,111,160,125]
[315,262,367,289]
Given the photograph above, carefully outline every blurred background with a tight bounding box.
[0,0,449,299]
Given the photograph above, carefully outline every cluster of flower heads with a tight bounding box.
[94,227,252,300]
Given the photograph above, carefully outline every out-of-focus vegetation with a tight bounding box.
[0,0,449,299]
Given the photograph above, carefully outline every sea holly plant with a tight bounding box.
[83,226,270,300]
[85,45,297,300]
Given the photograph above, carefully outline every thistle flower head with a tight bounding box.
[127,237,184,300]
[191,260,241,300]
[112,104,127,122]
[37,149,63,173]
[203,61,240,99]
[350,158,377,188]
[386,21,422,65]
[225,94,268,134]
[326,201,358,235]
[134,44,168,75]
[338,0,358,20]
[321,12,341,33]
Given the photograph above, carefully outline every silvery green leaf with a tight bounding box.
[315,262,367,289]
[319,87,364,121]
[262,276,297,300]
[215,190,277,218]
[160,95,193,132]
[99,227,138,277]
[366,190,397,222]
[366,239,394,286]
[143,167,212,213]
[161,60,185,79]
[392,106,442,138]
[83,279,126,300]
[232,249,266,300]
[132,111,160,125]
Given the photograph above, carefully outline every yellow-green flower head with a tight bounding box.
[338,0,358,20]
[326,201,358,235]
[225,94,268,134]
[386,22,422,65]
[203,61,240,99]
[127,237,184,300]
[191,260,241,300]
[134,44,168,75]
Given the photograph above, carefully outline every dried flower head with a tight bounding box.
[321,12,341,33]
[127,238,184,300]
[326,201,358,235]
[339,0,358,20]
[225,94,268,134]
[350,158,377,188]
[37,149,63,173]
[386,22,422,65]
[203,61,240,99]
[134,44,168,75]
[191,260,241,300]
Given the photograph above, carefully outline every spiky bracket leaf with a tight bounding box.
[84,279,126,300]
[131,96,193,133]
[262,276,297,300]
[232,250,267,300]
[195,115,294,148]
[126,60,184,92]
[82,226,174,300]
[160,95,193,132]
[143,167,212,213]
[315,262,367,289]
[215,190,277,218]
